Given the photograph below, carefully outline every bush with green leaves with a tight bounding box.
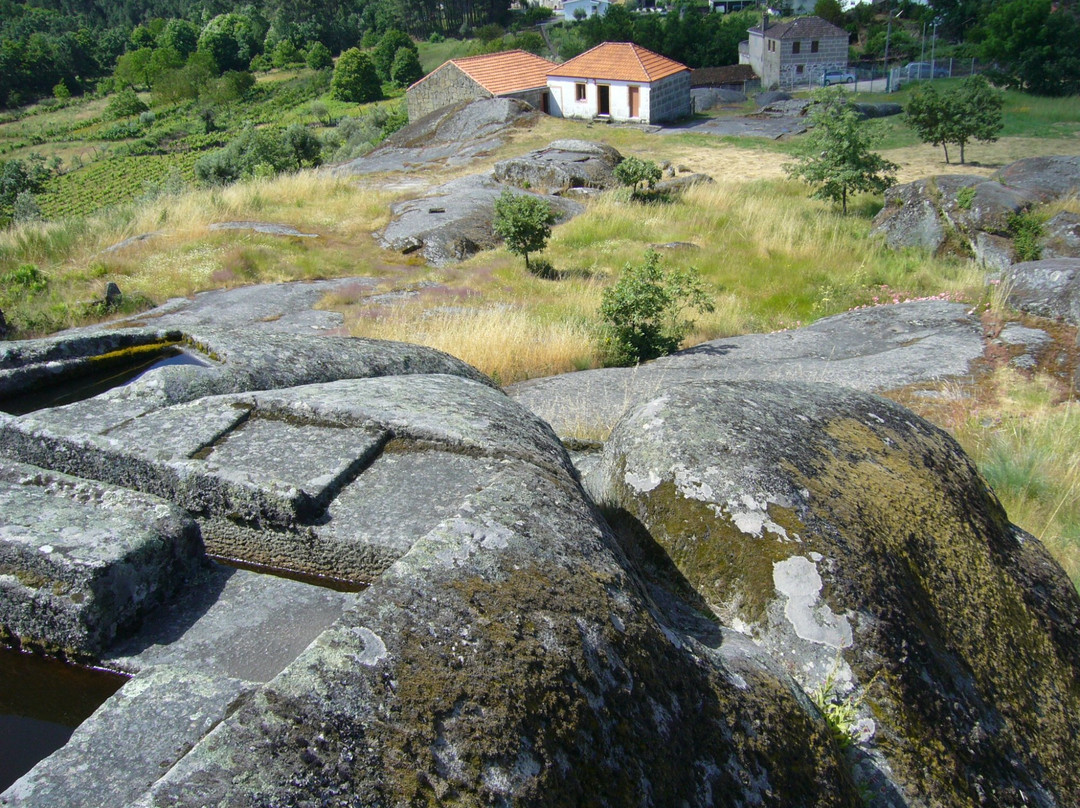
[331,48,382,103]
[390,47,424,88]
[1,156,50,224]
[306,42,333,71]
[104,87,149,120]
[373,30,417,82]
[614,156,662,199]
[493,189,557,272]
[194,126,312,185]
[599,249,715,366]
[328,102,408,161]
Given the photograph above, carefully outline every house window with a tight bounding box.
[811,40,819,53]
[796,64,804,74]
[575,82,586,102]
[768,40,775,52]
[792,41,801,54]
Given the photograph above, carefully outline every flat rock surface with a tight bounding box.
[1005,258,1080,325]
[331,98,538,177]
[660,113,808,139]
[493,139,622,194]
[377,173,583,267]
[2,666,253,808]
[0,461,202,656]
[509,300,984,438]
[106,565,351,683]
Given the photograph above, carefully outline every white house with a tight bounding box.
[560,0,610,21]
[546,42,691,124]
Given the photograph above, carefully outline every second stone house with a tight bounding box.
[741,15,850,89]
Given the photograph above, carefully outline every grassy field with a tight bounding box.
[2,81,1079,586]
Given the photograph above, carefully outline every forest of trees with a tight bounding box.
[2,0,1079,110]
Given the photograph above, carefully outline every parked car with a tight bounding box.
[904,62,949,79]
[822,69,857,86]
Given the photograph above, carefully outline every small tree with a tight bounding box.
[906,76,1003,165]
[390,46,424,88]
[784,87,897,214]
[614,156,662,199]
[599,250,714,366]
[331,48,382,103]
[493,189,556,272]
[283,124,323,169]
[373,30,417,82]
[306,41,333,71]
[104,87,149,120]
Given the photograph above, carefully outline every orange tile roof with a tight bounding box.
[547,42,688,83]
[443,50,559,95]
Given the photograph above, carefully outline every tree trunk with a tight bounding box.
[842,187,847,215]
[942,143,950,164]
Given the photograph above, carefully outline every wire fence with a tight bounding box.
[775,58,984,93]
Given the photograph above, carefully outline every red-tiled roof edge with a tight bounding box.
[546,41,688,80]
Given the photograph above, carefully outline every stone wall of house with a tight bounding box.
[776,34,847,87]
[407,65,491,122]
[648,72,691,122]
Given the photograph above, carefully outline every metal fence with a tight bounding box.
[776,58,984,93]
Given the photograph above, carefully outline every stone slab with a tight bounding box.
[0,666,253,808]
[106,564,352,683]
[0,461,202,657]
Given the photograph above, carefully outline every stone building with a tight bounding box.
[406,50,557,122]
[545,42,691,124]
[741,15,849,89]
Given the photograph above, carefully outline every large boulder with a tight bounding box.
[596,380,1080,807]
[1004,258,1080,325]
[377,173,583,266]
[872,156,1080,264]
[993,155,1080,203]
[493,139,623,195]
[2,329,864,807]
[331,97,538,176]
[872,174,1038,259]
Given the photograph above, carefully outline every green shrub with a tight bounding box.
[956,185,976,210]
[599,249,714,366]
[1009,212,1044,262]
[493,189,556,271]
[306,42,333,71]
[614,156,662,199]
[1,264,48,295]
[104,88,149,120]
[331,48,382,103]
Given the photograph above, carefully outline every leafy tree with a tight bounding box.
[198,13,262,74]
[373,29,416,81]
[104,86,148,119]
[614,156,662,199]
[52,80,71,100]
[390,46,423,87]
[306,41,332,71]
[980,0,1080,96]
[0,155,50,223]
[905,76,1003,164]
[814,0,845,26]
[784,88,897,214]
[114,47,154,89]
[158,19,199,59]
[271,38,302,67]
[599,250,714,366]
[331,47,382,102]
[492,189,556,272]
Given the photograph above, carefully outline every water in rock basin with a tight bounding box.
[0,647,127,792]
[0,346,208,416]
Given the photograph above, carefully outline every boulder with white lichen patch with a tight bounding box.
[595,379,1080,807]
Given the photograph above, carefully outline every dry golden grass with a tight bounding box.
[351,303,595,385]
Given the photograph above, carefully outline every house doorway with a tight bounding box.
[540,91,549,114]
[597,84,610,116]
[628,85,640,118]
